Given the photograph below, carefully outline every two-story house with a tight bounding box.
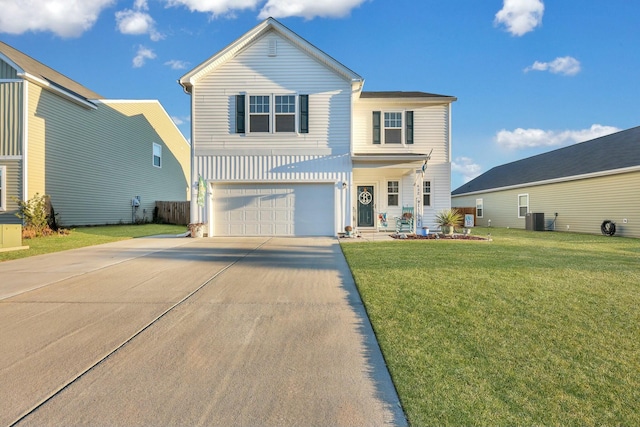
[179,18,456,237]
[0,41,190,228]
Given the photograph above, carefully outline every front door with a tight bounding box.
[357,185,374,227]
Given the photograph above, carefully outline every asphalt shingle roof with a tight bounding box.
[452,126,640,195]
[0,40,103,100]
[360,91,454,99]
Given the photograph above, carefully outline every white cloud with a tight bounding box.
[494,0,544,36]
[116,1,163,41]
[524,56,581,76]
[452,157,483,183]
[171,116,190,126]
[165,0,262,17]
[258,0,367,19]
[165,59,190,70]
[164,0,365,19]
[0,0,115,38]
[495,124,620,150]
[133,45,156,67]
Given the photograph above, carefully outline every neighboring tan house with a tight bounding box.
[0,41,190,227]
[452,126,640,238]
[179,17,456,237]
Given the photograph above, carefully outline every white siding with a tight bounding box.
[192,31,352,155]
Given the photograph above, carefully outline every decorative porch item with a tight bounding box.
[188,223,205,238]
[344,225,353,236]
[435,208,463,235]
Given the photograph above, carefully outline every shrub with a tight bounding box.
[13,193,63,238]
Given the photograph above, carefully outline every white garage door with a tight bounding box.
[212,183,335,236]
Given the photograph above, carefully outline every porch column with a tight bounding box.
[414,169,423,234]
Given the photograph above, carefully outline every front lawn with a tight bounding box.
[0,224,187,262]
[341,228,640,426]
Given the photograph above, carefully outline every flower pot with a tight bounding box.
[441,225,454,235]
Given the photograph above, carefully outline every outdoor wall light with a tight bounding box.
[342,182,348,189]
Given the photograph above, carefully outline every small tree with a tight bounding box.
[14,193,51,237]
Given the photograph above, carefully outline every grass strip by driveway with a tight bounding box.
[341,228,640,426]
[0,224,187,262]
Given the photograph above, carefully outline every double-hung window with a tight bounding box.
[249,95,270,132]
[518,194,529,218]
[423,181,431,207]
[0,165,5,211]
[387,181,399,206]
[237,94,309,134]
[373,111,414,144]
[153,143,162,168]
[476,198,483,218]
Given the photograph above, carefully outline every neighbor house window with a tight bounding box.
[0,165,5,211]
[423,181,431,207]
[249,95,270,132]
[387,181,399,206]
[518,194,529,218]
[476,198,483,218]
[153,143,162,168]
[275,95,296,132]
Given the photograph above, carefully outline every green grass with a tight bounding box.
[0,224,187,262]
[341,228,640,426]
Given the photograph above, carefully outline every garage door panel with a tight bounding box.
[213,183,334,236]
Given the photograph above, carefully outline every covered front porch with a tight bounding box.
[350,153,431,235]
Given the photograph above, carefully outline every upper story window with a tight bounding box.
[236,94,309,135]
[373,110,413,145]
[153,143,162,168]
[423,181,431,207]
[249,95,270,132]
[275,95,295,132]
[384,112,402,143]
[387,181,399,206]
[0,165,5,211]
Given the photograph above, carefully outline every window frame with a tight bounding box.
[383,112,403,144]
[152,143,162,168]
[387,180,399,207]
[422,180,431,207]
[518,194,529,218]
[0,165,5,211]
[274,94,296,133]
[249,95,271,133]
[476,198,483,218]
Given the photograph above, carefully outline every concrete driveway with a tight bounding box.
[0,236,406,426]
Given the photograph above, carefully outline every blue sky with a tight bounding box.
[1,0,638,189]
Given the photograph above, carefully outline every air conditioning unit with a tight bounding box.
[526,213,545,231]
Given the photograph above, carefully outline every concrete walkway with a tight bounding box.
[0,236,406,426]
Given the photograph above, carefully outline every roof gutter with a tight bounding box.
[20,72,97,110]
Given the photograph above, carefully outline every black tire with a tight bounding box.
[601,220,616,236]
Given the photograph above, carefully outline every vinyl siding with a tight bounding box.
[452,170,640,238]
[0,160,22,224]
[192,31,352,156]
[0,59,18,79]
[353,162,450,229]
[0,81,23,156]
[27,85,189,226]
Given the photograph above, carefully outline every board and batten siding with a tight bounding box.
[26,85,189,226]
[192,31,352,156]
[0,81,23,157]
[0,160,22,224]
[452,170,640,238]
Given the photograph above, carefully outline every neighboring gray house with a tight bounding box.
[179,18,456,237]
[0,41,190,227]
[452,126,640,238]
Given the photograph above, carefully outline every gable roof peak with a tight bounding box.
[178,17,363,93]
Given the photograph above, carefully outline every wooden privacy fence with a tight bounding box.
[155,201,190,225]
[454,207,477,226]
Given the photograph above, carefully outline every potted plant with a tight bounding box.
[188,222,205,238]
[435,208,463,235]
[344,225,353,237]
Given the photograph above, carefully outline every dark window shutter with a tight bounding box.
[236,95,245,134]
[299,94,309,133]
[373,111,381,144]
[406,111,414,144]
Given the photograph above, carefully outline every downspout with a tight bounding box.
[188,85,197,226]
